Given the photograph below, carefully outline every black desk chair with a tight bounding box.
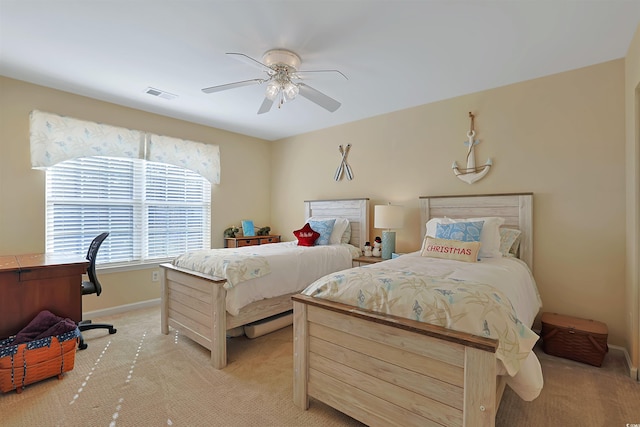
[78,232,117,350]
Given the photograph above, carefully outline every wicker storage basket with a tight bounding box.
[0,328,79,393]
[541,312,608,367]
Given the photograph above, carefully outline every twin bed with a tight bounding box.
[161,193,541,427]
[160,198,370,369]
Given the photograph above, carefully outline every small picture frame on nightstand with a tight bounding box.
[242,220,255,237]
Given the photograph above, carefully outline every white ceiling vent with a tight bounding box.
[145,87,177,100]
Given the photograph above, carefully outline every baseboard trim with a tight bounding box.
[80,303,639,382]
[608,344,638,381]
[82,298,160,320]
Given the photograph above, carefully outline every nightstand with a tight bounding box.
[352,256,385,267]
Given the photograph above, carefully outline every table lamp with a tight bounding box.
[374,204,404,260]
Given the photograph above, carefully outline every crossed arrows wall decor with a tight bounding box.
[334,144,353,181]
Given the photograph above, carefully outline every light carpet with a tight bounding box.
[1,307,638,427]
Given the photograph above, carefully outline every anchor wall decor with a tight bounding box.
[452,112,492,184]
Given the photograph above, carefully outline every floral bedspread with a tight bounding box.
[172,249,271,289]
[302,268,539,376]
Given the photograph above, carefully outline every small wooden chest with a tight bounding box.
[541,312,608,367]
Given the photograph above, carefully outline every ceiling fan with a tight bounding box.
[201,49,347,114]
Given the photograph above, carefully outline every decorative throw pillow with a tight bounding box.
[500,227,522,257]
[293,223,320,246]
[435,221,484,242]
[307,217,349,245]
[307,219,336,246]
[509,237,522,257]
[425,216,504,258]
[425,217,449,240]
[499,228,522,257]
[420,236,481,263]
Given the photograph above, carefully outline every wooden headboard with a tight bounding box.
[419,193,533,269]
[304,198,370,250]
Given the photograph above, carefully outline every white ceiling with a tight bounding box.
[1,1,639,141]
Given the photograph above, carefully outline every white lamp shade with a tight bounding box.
[374,205,404,230]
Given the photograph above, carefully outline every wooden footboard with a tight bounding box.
[160,263,294,368]
[293,294,502,427]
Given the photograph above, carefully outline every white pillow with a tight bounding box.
[307,217,349,245]
[341,221,352,244]
[425,216,505,258]
[425,217,449,241]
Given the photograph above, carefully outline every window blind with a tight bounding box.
[46,156,211,266]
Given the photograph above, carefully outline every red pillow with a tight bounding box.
[293,223,320,246]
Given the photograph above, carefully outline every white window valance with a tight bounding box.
[29,110,220,184]
[147,134,220,185]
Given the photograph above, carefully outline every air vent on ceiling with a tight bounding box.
[145,87,177,100]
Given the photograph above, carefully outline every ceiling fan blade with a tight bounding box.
[297,83,341,112]
[257,98,274,115]
[201,78,264,94]
[293,69,348,81]
[226,52,273,74]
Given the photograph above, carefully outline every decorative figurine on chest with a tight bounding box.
[363,241,372,257]
[372,236,382,257]
[224,226,239,238]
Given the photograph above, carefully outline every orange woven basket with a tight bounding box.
[0,328,79,393]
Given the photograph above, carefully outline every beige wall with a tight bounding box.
[0,76,272,313]
[271,60,628,347]
[0,58,633,361]
[625,24,640,376]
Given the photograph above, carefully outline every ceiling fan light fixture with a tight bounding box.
[283,82,299,101]
[203,49,345,114]
[265,81,280,100]
[262,49,301,70]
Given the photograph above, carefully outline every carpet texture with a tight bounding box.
[1,307,638,427]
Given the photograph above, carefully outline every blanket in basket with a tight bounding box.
[0,310,79,393]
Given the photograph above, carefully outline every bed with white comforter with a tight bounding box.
[173,241,361,315]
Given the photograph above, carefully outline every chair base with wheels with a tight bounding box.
[78,320,117,350]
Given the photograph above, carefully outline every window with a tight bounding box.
[46,156,211,267]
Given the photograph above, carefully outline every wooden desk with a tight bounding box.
[0,253,88,339]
